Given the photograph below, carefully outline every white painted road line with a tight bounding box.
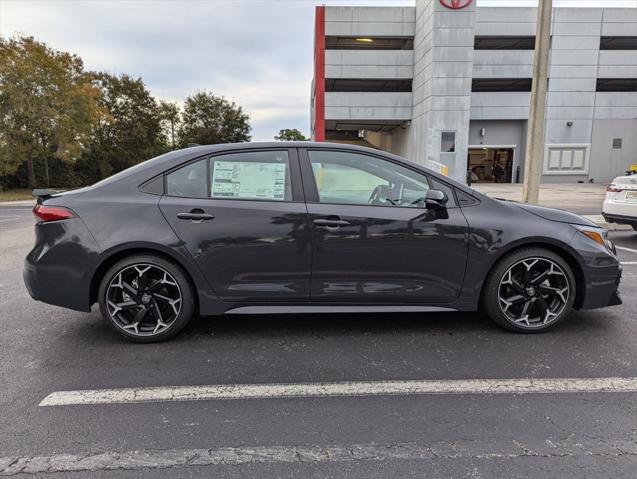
[622,261,637,265]
[39,377,637,407]
[616,245,637,255]
[2,437,636,475]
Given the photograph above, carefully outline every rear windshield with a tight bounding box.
[90,152,175,189]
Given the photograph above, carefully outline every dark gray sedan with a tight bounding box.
[24,142,622,342]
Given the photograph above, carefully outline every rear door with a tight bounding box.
[299,148,469,304]
[158,148,312,303]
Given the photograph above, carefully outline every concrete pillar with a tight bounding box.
[410,0,476,183]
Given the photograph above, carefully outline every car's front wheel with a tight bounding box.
[98,254,196,342]
[481,247,576,333]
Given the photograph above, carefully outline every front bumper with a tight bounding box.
[569,230,623,310]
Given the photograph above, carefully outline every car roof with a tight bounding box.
[87,141,477,198]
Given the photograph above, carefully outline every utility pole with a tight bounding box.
[522,0,552,204]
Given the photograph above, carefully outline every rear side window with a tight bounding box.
[210,151,291,201]
[166,159,207,198]
[164,150,292,201]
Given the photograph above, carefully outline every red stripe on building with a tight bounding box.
[313,6,326,142]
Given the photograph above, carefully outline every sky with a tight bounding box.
[1,0,635,140]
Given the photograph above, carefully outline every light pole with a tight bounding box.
[522,0,553,204]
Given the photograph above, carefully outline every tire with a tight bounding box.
[481,247,576,333]
[632,225,637,231]
[98,254,196,342]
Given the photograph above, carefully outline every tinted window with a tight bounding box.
[166,159,207,198]
[326,36,413,50]
[308,150,433,208]
[474,36,535,50]
[472,78,533,92]
[596,78,637,92]
[326,79,412,92]
[600,36,637,50]
[210,150,291,201]
[441,131,456,153]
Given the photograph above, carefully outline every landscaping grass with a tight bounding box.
[0,189,34,202]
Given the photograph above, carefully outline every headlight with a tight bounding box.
[571,224,614,253]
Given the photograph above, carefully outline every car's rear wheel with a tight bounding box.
[98,254,195,342]
[481,248,576,333]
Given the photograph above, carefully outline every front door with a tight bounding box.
[300,149,469,303]
[158,148,311,303]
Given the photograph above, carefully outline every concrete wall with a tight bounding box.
[590,119,637,182]
[325,7,415,37]
[316,5,636,184]
[324,92,412,121]
[325,50,414,79]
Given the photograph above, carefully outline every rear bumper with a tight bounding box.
[23,219,100,312]
[602,212,637,226]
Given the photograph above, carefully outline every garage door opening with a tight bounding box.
[468,148,515,183]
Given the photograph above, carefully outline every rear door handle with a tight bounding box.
[177,210,215,221]
[313,218,350,227]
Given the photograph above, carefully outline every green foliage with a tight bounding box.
[274,128,308,141]
[0,36,101,188]
[77,72,168,182]
[178,92,251,146]
[158,101,181,149]
[0,37,255,189]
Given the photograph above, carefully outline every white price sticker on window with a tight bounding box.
[211,161,287,200]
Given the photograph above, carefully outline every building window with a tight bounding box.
[325,79,412,93]
[325,36,413,50]
[474,36,535,50]
[600,36,637,50]
[596,79,637,92]
[441,132,456,153]
[612,138,623,149]
[472,78,533,92]
[543,145,590,176]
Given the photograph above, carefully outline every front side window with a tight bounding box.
[308,150,432,208]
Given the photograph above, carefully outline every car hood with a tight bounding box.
[498,200,598,227]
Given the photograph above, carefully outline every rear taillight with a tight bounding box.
[33,204,75,222]
[607,184,623,193]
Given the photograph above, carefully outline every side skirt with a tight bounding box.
[225,305,457,315]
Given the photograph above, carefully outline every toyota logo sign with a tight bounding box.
[439,0,473,9]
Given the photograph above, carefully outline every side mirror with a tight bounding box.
[425,189,448,210]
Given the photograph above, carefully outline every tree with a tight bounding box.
[178,92,250,146]
[0,36,101,188]
[274,128,308,141]
[80,72,167,180]
[158,101,180,149]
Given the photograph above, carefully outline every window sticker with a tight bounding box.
[211,161,287,200]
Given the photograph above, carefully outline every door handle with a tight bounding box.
[177,210,215,221]
[313,218,350,227]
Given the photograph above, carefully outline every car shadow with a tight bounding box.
[175,309,615,342]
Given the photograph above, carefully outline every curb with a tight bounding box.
[0,200,35,206]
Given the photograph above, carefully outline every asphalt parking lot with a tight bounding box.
[1,203,636,477]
